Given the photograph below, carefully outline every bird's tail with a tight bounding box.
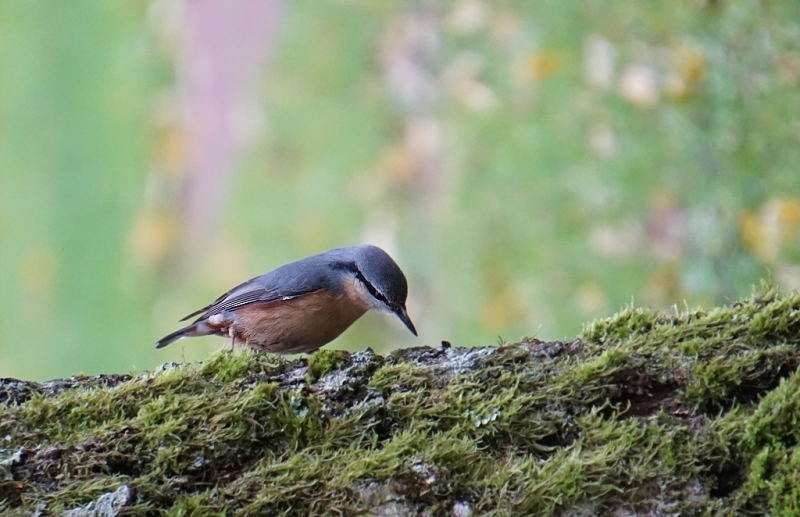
[156,313,232,349]
[155,325,196,349]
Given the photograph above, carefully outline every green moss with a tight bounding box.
[305,349,350,383]
[3,288,800,515]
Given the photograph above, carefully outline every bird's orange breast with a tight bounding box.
[232,287,368,354]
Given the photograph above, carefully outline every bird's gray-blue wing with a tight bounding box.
[191,287,312,321]
[179,256,347,322]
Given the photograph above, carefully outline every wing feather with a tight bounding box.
[183,287,317,323]
[179,291,229,321]
[176,252,350,323]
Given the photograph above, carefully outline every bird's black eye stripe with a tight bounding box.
[355,269,390,305]
[332,261,391,306]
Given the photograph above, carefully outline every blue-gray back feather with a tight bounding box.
[180,246,372,322]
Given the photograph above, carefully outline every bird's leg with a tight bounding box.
[228,327,236,350]
[207,311,241,351]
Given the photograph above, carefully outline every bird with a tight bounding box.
[155,245,417,354]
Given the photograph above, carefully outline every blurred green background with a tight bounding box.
[2,0,799,381]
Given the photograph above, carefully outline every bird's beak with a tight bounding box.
[394,306,417,336]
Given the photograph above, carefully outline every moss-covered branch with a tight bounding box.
[3,287,800,515]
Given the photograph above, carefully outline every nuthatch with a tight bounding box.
[155,245,416,353]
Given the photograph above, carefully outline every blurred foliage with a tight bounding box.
[1,0,799,380]
[0,2,157,380]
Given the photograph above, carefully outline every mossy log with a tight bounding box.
[3,288,800,516]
